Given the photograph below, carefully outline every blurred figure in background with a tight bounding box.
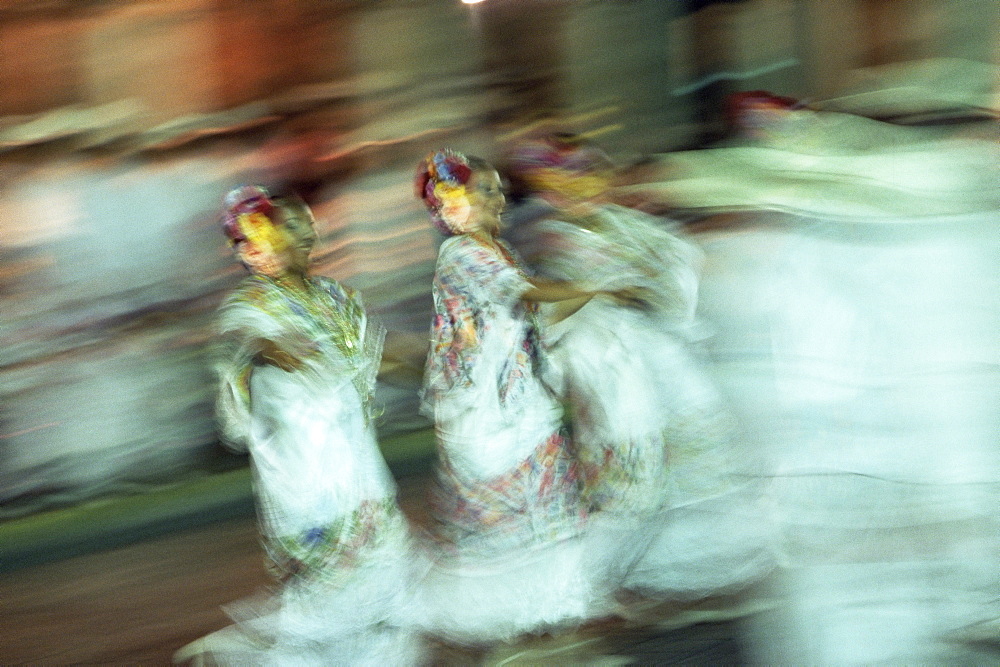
[624,100,1000,662]
[175,187,422,665]
[410,149,627,645]
[505,134,774,611]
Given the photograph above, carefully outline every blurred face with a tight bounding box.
[279,205,317,271]
[465,169,505,235]
[235,235,292,277]
[232,210,294,276]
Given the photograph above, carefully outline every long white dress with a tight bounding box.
[513,203,775,600]
[182,274,422,666]
[410,233,597,644]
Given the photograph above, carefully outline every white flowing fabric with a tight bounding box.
[514,204,775,602]
[179,275,423,666]
[655,109,1000,663]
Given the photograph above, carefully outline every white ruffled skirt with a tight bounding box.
[546,300,776,601]
[176,366,424,665]
[411,383,601,645]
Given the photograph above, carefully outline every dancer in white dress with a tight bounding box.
[410,150,623,645]
[507,135,774,602]
[624,102,1000,662]
[175,187,422,666]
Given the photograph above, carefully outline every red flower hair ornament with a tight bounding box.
[416,149,475,236]
[221,185,276,244]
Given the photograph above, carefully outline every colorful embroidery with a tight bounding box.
[578,433,671,515]
[578,408,738,514]
[265,499,406,586]
[431,432,585,556]
[423,235,542,413]
[220,274,383,421]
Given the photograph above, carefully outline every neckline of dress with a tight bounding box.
[255,272,321,299]
[467,233,516,265]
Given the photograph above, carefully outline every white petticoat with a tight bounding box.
[177,542,425,666]
[185,358,421,664]
[406,533,598,645]
[415,376,600,644]
[547,298,776,600]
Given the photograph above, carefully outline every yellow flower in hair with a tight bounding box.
[237,212,289,255]
[529,168,571,195]
[562,174,608,200]
[434,182,472,230]
[531,168,608,202]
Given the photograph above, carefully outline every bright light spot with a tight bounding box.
[462,0,486,4]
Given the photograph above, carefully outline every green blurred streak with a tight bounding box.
[0,429,436,573]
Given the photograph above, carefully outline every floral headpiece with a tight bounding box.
[221,185,290,275]
[507,134,612,202]
[415,149,475,235]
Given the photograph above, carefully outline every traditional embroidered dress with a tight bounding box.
[526,205,703,508]
[191,274,421,665]
[514,203,774,600]
[411,234,595,643]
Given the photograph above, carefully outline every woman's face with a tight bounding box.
[465,169,505,235]
[279,206,317,271]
